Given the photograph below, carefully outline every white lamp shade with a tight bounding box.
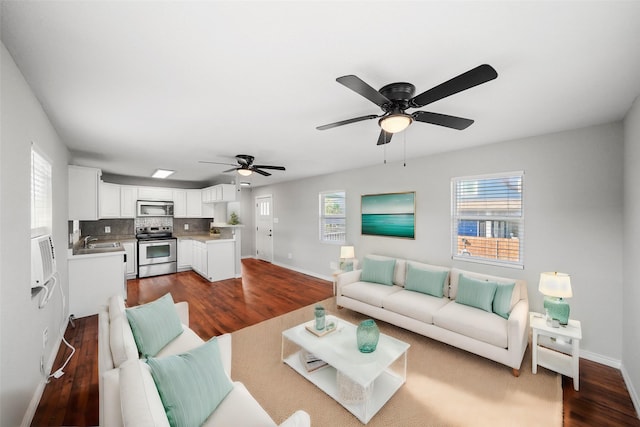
[379,114,412,133]
[538,272,572,298]
[237,169,252,176]
[340,246,355,259]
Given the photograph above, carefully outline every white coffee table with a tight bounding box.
[281,315,410,424]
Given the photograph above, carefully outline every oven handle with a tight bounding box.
[140,240,175,246]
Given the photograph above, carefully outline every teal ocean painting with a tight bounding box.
[361,192,415,239]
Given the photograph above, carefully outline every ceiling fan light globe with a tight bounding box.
[237,169,252,176]
[379,114,412,133]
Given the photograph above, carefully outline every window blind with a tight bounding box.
[319,191,346,243]
[31,146,52,237]
[451,172,524,268]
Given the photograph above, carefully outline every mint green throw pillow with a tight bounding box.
[455,274,498,313]
[360,257,396,286]
[126,293,183,358]
[405,264,447,298]
[147,337,233,427]
[493,282,516,319]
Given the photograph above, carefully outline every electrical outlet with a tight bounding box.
[42,328,48,349]
[184,224,189,231]
[287,253,292,259]
[105,226,111,233]
[329,261,338,270]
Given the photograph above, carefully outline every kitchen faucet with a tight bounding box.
[83,235,98,248]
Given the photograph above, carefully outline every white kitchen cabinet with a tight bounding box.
[186,189,203,217]
[69,251,126,318]
[120,185,137,218]
[192,240,207,277]
[206,240,236,281]
[137,186,173,201]
[173,189,187,217]
[202,186,214,203]
[177,238,193,271]
[122,241,137,279]
[202,184,237,203]
[99,182,121,218]
[68,165,101,220]
[174,189,203,218]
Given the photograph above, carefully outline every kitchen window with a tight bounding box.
[451,171,524,268]
[319,191,346,244]
[31,145,52,237]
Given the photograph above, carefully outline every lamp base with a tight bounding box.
[339,259,354,272]
[544,296,570,325]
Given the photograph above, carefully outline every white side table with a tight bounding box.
[530,312,582,391]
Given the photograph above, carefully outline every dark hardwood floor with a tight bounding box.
[32,259,639,426]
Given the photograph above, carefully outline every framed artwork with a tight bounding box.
[361,192,415,239]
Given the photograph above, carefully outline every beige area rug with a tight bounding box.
[231,297,561,426]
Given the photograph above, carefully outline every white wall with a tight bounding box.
[251,122,624,362]
[1,42,70,426]
[623,95,640,413]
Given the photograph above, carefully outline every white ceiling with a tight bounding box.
[2,1,640,186]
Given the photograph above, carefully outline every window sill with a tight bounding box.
[452,255,524,270]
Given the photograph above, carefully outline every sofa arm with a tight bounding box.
[507,298,529,364]
[174,301,189,326]
[336,269,362,295]
[217,333,232,378]
[102,368,124,427]
[278,410,311,427]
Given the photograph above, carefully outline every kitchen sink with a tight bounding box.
[87,241,121,249]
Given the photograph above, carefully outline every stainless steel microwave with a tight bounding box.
[136,200,174,217]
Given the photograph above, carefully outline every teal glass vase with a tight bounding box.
[357,319,379,353]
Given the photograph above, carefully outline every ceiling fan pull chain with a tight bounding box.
[403,131,407,167]
[383,140,387,164]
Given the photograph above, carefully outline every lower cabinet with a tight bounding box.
[69,252,126,318]
[179,238,236,282]
[122,241,137,279]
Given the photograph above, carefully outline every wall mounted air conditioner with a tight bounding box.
[31,234,56,289]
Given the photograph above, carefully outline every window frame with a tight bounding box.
[451,171,524,269]
[31,144,53,238]
[319,190,346,244]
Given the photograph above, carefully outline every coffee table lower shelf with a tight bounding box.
[283,350,405,424]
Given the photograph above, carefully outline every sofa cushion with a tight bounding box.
[433,301,508,348]
[147,337,234,427]
[364,255,407,286]
[492,282,516,319]
[383,289,450,324]
[341,282,402,307]
[119,359,171,427]
[156,325,205,359]
[110,313,139,367]
[455,274,498,313]
[126,293,184,358]
[360,257,396,286]
[405,263,449,298]
[203,382,277,427]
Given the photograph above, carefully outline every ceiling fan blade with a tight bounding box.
[199,160,236,167]
[336,75,390,107]
[252,168,271,176]
[376,130,393,145]
[316,114,379,130]
[412,111,474,130]
[409,64,498,108]
[223,167,239,173]
[253,165,285,171]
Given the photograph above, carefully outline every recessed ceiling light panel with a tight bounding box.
[152,169,175,179]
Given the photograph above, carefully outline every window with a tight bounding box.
[319,191,346,243]
[451,171,524,268]
[31,146,52,237]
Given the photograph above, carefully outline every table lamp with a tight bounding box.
[339,246,355,271]
[538,272,572,326]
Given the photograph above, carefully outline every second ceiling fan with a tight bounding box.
[316,64,498,145]
[200,154,285,176]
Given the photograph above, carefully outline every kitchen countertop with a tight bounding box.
[174,233,236,243]
[70,235,135,257]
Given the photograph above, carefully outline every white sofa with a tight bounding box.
[336,255,529,376]
[98,295,310,426]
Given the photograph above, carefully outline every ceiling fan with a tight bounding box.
[316,64,498,145]
[199,154,286,176]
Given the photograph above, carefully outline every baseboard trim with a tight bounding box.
[272,261,333,282]
[581,350,621,368]
[621,364,640,419]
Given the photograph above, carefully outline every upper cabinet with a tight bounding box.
[202,184,237,203]
[137,186,174,201]
[173,189,203,218]
[69,166,101,220]
[99,182,121,218]
[120,185,137,218]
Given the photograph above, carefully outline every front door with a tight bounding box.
[255,195,273,262]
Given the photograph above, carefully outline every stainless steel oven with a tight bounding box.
[136,226,177,278]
